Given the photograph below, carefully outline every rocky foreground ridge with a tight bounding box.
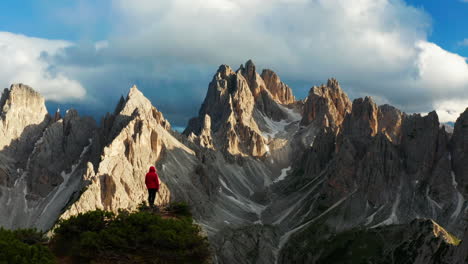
[1,61,468,263]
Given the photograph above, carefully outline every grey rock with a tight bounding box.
[1,63,468,264]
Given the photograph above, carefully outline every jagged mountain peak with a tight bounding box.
[104,85,171,144]
[216,64,235,79]
[0,83,50,159]
[128,84,141,97]
[119,85,156,117]
[352,96,378,112]
[342,96,379,138]
[301,78,352,128]
[5,83,43,99]
[3,65,468,264]
[245,59,255,68]
[244,59,256,77]
[62,108,80,123]
[261,69,296,105]
[53,108,61,122]
[185,60,302,156]
[326,77,340,88]
[1,83,47,115]
[237,59,256,73]
[308,78,344,98]
[127,84,147,102]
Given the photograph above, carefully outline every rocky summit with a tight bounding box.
[0,61,468,263]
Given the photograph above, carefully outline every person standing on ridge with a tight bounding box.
[145,166,160,208]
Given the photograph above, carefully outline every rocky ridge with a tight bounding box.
[0,61,467,263]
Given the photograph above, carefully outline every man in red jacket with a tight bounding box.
[145,166,160,207]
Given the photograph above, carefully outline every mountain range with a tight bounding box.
[1,60,468,263]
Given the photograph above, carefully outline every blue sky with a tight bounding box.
[406,0,468,56]
[0,1,112,41]
[0,0,468,128]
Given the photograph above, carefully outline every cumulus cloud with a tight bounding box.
[0,32,86,101]
[44,0,468,124]
[414,41,468,94]
[434,99,468,123]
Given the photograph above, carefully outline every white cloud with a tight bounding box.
[414,41,468,94]
[434,99,468,123]
[0,32,86,101]
[43,0,468,123]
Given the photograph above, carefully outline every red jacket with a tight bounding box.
[145,166,160,190]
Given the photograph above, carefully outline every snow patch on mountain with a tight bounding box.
[274,166,292,183]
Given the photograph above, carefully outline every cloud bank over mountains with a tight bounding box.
[0,32,85,101]
[1,0,468,124]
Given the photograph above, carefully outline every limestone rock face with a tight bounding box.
[378,104,403,143]
[0,84,51,169]
[198,115,214,149]
[273,102,465,263]
[62,85,175,217]
[184,60,300,158]
[184,62,277,157]
[0,84,96,230]
[261,69,295,105]
[26,109,96,199]
[342,96,379,139]
[1,63,468,264]
[240,60,266,98]
[300,78,352,129]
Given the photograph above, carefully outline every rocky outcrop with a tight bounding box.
[240,60,266,99]
[0,85,96,230]
[61,85,175,217]
[378,104,403,143]
[300,78,351,129]
[272,97,465,263]
[213,225,279,264]
[0,84,51,170]
[261,69,295,105]
[451,108,468,196]
[1,62,467,264]
[198,115,214,149]
[400,111,441,176]
[342,96,379,139]
[26,109,96,199]
[446,225,468,263]
[184,62,277,157]
[280,219,459,264]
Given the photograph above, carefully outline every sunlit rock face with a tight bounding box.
[261,69,295,105]
[0,84,96,230]
[301,78,351,129]
[1,61,468,264]
[184,60,298,157]
[0,84,50,171]
[62,85,175,218]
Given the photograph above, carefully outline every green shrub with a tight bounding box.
[0,228,55,264]
[166,202,192,217]
[51,205,210,263]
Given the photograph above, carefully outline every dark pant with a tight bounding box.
[148,188,158,206]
